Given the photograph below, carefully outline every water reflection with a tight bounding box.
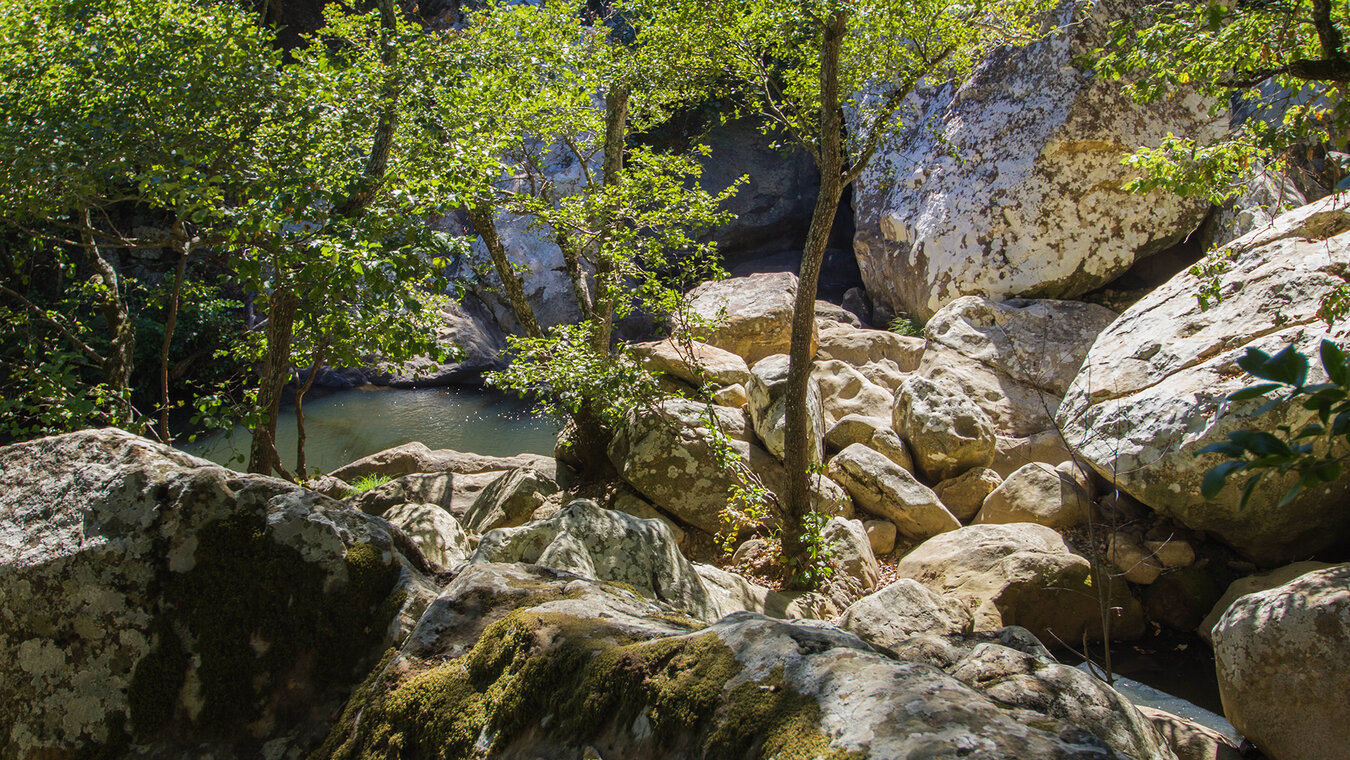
[182,386,560,476]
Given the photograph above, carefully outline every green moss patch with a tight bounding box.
[314,609,860,760]
[128,511,402,740]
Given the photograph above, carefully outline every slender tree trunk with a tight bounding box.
[158,227,191,442]
[334,0,399,218]
[590,84,630,356]
[248,288,298,477]
[781,9,847,589]
[466,203,544,339]
[80,210,135,425]
[296,347,324,480]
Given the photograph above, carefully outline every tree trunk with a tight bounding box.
[334,0,399,218]
[158,228,191,442]
[248,288,299,477]
[80,211,135,425]
[781,8,848,589]
[590,84,630,355]
[466,203,544,339]
[296,348,324,480]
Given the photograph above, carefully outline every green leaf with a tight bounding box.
[1201,460,1246,499]
[1227,383,1282,402]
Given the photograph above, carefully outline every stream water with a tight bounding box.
[182,386,560,476]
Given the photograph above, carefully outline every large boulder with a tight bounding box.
[330,441,555,482]
[894,375,997,481]
[314,562,1163,759]
[470,500,719,621]
[629,337,751,389]
[461,467,559,534]
[383,503,472,569]
[974,462,1092,531]
[815,319,925,371]
[1212,564,1350,760]
[1198,560,1335,643]
[1058,198,1350,564]
[812,359,895,429]
[0,429,433,759]
[747,353,825,464]
[348,471,454,515]
[828,444,961,540]
[837,579,974,648]
[852,0,1216,321]
[608,397,847,536]
[895,523,1145,645]
[919,297,1118,436]
[679,272,812,365]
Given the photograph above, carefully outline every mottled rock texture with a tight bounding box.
[679,272,812,365]
[852,0,1216,320]
[314,563,1164,759]
[1212,564,1350,760]
[0,429,432,760]
[1058,198,1350,564]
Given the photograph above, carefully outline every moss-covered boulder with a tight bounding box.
[0,429,435,759]
[316,563,1165,759]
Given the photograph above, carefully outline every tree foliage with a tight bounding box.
[1095,0,1350,202]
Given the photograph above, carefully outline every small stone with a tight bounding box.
[1143,538,1195,568]
[932,467,1002,523]
[864,519,897,556]
[711,383,748,408]
[1109,532,1164,585]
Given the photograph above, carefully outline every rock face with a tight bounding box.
[315,562,1158,760]
[895,523,1144,645]
[894,375,997,481]
[680,272,811,364]
[1058,198,1350,564]
[852,0,1216,321]
[828,444,961,540]
[1212,564,1350,760]
[0,429,431,759]
[470,500,719,621]
[919,297,1118,436]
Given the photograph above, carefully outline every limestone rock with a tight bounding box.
[608,488,687,547]
[712,382,748,408]
[330,440,554,482]
[609,397,846,536]
[384,503,472,569]
[933,466,1004,523]
[693,563,793,619]
[948,643,1173,760]
[349,471,454,516]
[920,346,1061,437]
[837,579,974,649]
[0,429,432,759]
[630,337,751,389]
[896,523,1145,645]
[926,296,1119,396]
[1136,706,1243,760]
[747,353,825,464]
[868,427,915,472]
[852,0,1216,321]
[827,444,960,540]
[306,474,353,499]
[894,375,997,481]
[469,500,719,621]
[864,519,897,556]
[1144,538,1195,569]
[815,300,862,327]
[462,467,559,534]
[991,430,1074,479]
[822,518,880,591]
[815,319,924,371]
[1199,561,1335,643]
[316,562,1149,759]
[812,359,895,429]
[1212,564,1350,760]
[1108,532,1164,585]
[824,413,889,452]
[679,272,812,364]
[975,462,1092,531]
[1058,197,1350,564]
